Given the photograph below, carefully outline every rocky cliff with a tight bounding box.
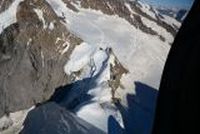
[0,0,182,133]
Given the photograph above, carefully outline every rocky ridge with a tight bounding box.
[0,0,181,133]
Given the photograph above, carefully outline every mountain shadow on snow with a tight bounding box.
[108,82,158,134]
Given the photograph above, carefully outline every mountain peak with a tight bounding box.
[0,0,181,133]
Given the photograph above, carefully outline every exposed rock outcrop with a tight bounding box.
[0,0,181,132]
[0,0,14,13]
[76,0,178,40]
[0,0,82,117]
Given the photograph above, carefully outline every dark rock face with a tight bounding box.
[0,0,14,13]
[0,0,82,117]
[0,0,179,119]
[152,0,200,133]
[78,0,176,40]
[129,1,177,37]
[20,102,105,134]
[76,0,178,39]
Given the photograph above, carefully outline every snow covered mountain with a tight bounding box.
[0,0,181,133]
[157,7,188,22]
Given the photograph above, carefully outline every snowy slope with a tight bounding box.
[47,0,170,87]
[157,7,188,22]
[21,103,105,134]
[0,0,181,133]
[46,0,173,132]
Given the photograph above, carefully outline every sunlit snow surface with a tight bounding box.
[0,0,178,133]
[46,0,172,132]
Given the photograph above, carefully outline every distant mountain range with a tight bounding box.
[157,7,188,22]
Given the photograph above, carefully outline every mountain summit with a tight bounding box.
[0,0,181,133]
